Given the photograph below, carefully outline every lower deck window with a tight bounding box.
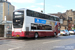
[31,23,52,30]
[31,26,36,30]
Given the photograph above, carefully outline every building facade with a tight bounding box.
[0,0,14,37]
[0,0,7,1]
[51,9,75,30]
[0,0,14,21]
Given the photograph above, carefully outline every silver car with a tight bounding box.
[69,30,75,35]
[60,30,70,36]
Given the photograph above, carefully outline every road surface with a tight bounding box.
[0,35,75,50]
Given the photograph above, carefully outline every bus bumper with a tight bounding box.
[12,31,25,37]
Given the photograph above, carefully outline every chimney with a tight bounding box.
[70,9,72,11]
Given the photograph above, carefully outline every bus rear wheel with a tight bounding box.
[34,33,38,39]
[54,32,57,37]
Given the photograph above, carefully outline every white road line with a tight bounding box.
[8,47,21,50]
[43,40,61,44]
[70,35,75,36]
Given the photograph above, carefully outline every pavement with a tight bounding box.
[0,37,5,40]
[0,37,16,40]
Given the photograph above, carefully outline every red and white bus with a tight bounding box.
[12,8,60,38]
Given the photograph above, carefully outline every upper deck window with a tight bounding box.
[27,9,59,21]
[13,11,24,18]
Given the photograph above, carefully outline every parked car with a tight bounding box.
[60,30,70,36]
[69,30,75,35]
[74,30,75,34]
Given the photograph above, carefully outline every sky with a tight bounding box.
[8,0,75,14]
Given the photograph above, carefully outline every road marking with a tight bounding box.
[43,40,61,44]
[8,47,21,50]
[70,35,75,36]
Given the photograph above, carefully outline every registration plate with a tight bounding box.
[16,35,20,37]
[60,33,63,34]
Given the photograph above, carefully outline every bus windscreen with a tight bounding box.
[13,11,24,28]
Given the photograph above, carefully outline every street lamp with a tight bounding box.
[41,0,45,13]
[44,0,45,13]
[4,16,7,38]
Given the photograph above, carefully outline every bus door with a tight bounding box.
[26,27,29,35]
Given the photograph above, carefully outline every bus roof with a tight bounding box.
[14,8,25,12]
[14,8,59,18]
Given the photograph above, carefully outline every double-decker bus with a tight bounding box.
[12,8,60,38]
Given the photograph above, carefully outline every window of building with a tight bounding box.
[74,21,75,24]
[74,16,75,19]
[8,4,9,15]
[0,0,5,1]
[68,17,72,21]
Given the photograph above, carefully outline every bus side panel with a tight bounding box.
[25,31,54,38]
[36,31,46,37]
[38,31,54,37]
[25,31,35,37]
[25,31,45,37]
[39,32,46,37]
[46,31,54,36]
